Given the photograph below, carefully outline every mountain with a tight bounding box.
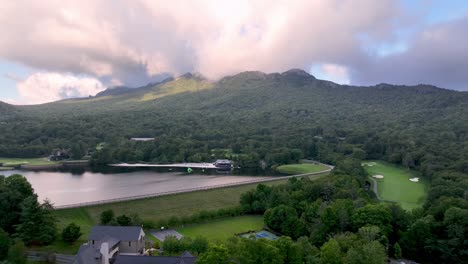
[0,101,17,121]
[1,69,467,171]
[1,70,466,264]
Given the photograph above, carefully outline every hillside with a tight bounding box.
[1,69,467,173]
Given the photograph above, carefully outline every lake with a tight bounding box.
[1,167,279,207]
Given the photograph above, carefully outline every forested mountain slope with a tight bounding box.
[1,69,467,262]
[1,69,467,172]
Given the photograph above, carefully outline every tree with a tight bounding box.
[320,239,342,264]
[264,205,304,239]
[393,242,402,259]
[274,236,301,264]
[7,240,27,264]
[0,228,11,260]
[352,204,392,236]
[197,244,230,264]
[344,241,387,264]
[162,235,182,255]
[16,196,57,245]
[61,223,82,244]
[100,209,115,225]
[4,175,34,198]
[0,175,34,233]
[235,238,282,264]
[191,236,209,255]
[116,214,132,226]
[296,236,319,264]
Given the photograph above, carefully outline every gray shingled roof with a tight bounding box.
[113,252,196,264]
[88,226,143,241]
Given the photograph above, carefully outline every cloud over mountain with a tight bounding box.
[0,0,467,104]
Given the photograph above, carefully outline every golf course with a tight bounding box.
[363,161,427,210]
[276,162,330,175]
[0,157,58,167]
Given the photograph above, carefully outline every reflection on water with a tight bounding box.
[1,167,279,206]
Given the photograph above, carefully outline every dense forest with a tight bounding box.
[0,69,467,262]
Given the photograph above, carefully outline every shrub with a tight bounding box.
[61,223,82,244]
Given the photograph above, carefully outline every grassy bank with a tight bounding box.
[276,163,329,175]
[49,172,328,253]
[178,215,264,242]
[0,157,58,167]
[363,161,427,210]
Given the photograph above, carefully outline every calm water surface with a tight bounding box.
[1,167,278,206]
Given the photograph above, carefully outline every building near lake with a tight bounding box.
[214,159,233,170]
[49,148,71,161]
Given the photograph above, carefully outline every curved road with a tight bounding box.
[369,177,383,200]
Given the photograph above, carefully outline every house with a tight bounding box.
[114,251,197,264]
[73,226,146,264]
[49,149,71,161]
[214,159,233,171]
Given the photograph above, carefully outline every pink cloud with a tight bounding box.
[16,72,105,105]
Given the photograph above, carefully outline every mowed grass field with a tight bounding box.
[48,172,329,253]
[0,157,58,167]
[276,163,329,175]
[178,215,264,242]
[363,161,427,210]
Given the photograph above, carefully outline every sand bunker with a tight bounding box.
[372,174,384,179]
[409,177,419,182]
[362,162,376,167]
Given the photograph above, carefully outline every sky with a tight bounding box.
[0,0,467,105]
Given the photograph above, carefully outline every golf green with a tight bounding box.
[363,161,427,210]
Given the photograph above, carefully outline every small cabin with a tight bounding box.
[49,149,71,161]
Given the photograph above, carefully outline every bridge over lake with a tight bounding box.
[110,162,220,169]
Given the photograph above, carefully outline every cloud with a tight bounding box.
[0,0,402,84]
[16,72,105,104]
[321,64,350,84]
[352,15,468,90]
[0,0,466,94]
[3,72,23,82]
[3,98,18,104]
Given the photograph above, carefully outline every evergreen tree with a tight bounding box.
[61,223,82,244]
[16,196,57,245]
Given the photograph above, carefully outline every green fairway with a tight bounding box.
[178,215,264,242]
[276,163,329,175]
[0,157,57,167]
[363,161,427,210]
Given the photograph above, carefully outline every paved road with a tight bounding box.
[369,177,383,200]
[28,251,75,264]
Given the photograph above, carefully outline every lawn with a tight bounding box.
[0,157,57,167]
[276,163,329,175]
[178,215,264,242]
[48,172,329,253]
[363,161,427,210]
